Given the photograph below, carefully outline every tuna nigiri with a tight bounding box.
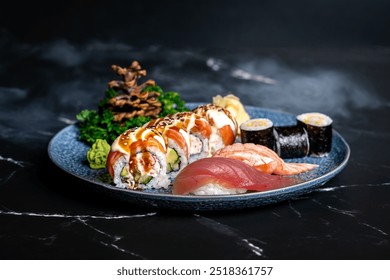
[172,157,301,195]
[212,143,318,175]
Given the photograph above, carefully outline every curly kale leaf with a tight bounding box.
[76,86,188,146]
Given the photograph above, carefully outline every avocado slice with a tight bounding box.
[139,174,153,184]
[166,148,180,172]
[133,171,153,185]
[121,167,129,177]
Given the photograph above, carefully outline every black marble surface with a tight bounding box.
[1,1,390,260]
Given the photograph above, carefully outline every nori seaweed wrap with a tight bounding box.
[240,118,275,150]
[296,112,333,156]
[273,125,310,158]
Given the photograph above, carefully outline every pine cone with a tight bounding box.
[105,61,162,122]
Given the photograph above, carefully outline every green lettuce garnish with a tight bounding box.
[76,86,188,146]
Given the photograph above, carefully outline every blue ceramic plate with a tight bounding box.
[48,103,350,211]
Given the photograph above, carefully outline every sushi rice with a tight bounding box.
[191,184,247,195]
[112,147,170,190]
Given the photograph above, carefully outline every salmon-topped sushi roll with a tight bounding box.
[144,119,191,179]
[192,104,238,153]
[151,112,212,163]
[107,127,170,190]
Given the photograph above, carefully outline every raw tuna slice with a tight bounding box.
[172,157,300,195]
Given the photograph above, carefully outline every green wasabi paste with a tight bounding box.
[87,139,110,169]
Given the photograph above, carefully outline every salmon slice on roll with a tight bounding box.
[146,112,212,163]
[107,127,170,190]
[192,104,238,153]
[171,111,212,162]
[144,120,190,179]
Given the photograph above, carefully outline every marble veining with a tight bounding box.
[359,223,388,237]
[76,218,147,259]
[0,208,154,259]
[0,209,156,220]
[317,182,390,192]
[194,214,266,258]
[0,170,17,185]
[311,199,359,217]
[288,201,303,218]
[0,155,26,168]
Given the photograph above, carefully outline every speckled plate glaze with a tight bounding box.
[48,103,350,211]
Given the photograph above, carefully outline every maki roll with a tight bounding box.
[296,112,333,156]
[240,118,275,150]
[273,125,310,158]
[192,104,238,153]
[106,127,170,190]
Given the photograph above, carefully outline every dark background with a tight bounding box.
[2,0,390,49]
[1,0,390,260]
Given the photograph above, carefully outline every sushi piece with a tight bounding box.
[144,121,190,179]
[212,143,318,175]
[273,125,309,158]
[240,118,276,150]
[241,119,310,159]
[296,112,333,156]
[172,157,300,195]
[145,111,212,162]
[153,125,190,179]
[107,127,170,190]
[192,104,238,153]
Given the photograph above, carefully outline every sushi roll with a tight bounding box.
[240,118,275,150]
[273,125,310,158]
[146,112,212,163]
[192,104,238,153]
[144,121,190,179]
[106,127,170,190]
[296,112,333,156]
